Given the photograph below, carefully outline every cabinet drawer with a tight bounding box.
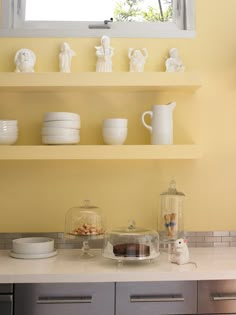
[14,283,114,315]
[198,280,236,314]
[116,281,197,315]
[0,284,13,294]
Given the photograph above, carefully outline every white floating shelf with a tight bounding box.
[0,145,202,160]
[0,72,201,92]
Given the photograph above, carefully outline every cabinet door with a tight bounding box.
[0,295,13,315]
[198,280,236,314]
[14,283,114,315]
[116,281,197,315]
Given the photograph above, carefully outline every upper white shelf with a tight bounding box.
[0,72,201,92]
[0,145,202,160]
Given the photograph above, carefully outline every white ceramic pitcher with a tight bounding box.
[141,102,176,145]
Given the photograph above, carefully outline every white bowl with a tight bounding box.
[42,134,80,144]
[0,130,18,135]
[0,126,18,132]
[12,237,55,255]
[42,120,80,129]
[0,120,18,127]
[0,134,18,145]
[102,127,127,145]
[43,112,80,122]
[103,118,128,128]
[41,127,79,136]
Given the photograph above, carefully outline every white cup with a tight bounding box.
[103,118,128,128]
[102,127,127,145]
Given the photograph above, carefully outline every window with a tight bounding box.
[0,0,195,38]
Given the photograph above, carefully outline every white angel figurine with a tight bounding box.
[165,48,185,72]
[128,48,148,72]
[59,42,76,73]
[95,35,114,72]
[14,48,36,73]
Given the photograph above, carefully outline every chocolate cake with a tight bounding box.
[113,243,150,257]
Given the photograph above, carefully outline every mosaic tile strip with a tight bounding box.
[0,231,236,249]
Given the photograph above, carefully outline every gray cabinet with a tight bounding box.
[0,284,13,315]
[116,281,197,315]
[198,280,236,314]
[14,283,114,315]
[14,280,236,315]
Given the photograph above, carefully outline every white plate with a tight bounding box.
[0,120,18,126]
[102,251,160,261]
[43,112,80,122]
[10,250,57,259]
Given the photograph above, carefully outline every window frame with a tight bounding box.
[0,0,195,38]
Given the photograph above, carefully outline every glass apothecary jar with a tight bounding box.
[159,180,185,243]
[102,220,159,264]
[64,200,105,256]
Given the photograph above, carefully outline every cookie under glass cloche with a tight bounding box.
[64,200,105,256]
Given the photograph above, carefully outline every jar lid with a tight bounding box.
[161,180,185,196]
[79,200,99,210]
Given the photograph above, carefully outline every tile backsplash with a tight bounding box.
[1,231,236,250]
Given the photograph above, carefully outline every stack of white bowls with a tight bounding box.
[102,118,128,145]
[42,112,80,144]
[0,120,18,145]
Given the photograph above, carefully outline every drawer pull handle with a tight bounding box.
[0,295,13,302]
[37,296,92,304]
[213,295,236,301]
[130,295,184,303]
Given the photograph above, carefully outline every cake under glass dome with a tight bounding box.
[102,220,159,263]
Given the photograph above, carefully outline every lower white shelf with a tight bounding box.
[0,145,201,160]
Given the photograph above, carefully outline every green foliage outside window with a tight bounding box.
[114,0,173,22]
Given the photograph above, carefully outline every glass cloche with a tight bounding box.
[102,220,159,263]
[65,200,105,256]
[159,180,185,243]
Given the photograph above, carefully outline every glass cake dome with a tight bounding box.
[102,220,159,263]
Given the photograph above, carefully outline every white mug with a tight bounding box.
[103,118,128,128]
[141,102,176,145]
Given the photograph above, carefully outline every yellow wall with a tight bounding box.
[0,0,236,232]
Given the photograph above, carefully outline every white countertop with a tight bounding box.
[1,247,236,283]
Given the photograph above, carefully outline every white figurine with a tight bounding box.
[170,238,190,265]
[59,42,76,73]
[128,48,148,72]
[170,238,197,267]
[95,35,114,72]
[14,48,36,73]
[165,48,185,72]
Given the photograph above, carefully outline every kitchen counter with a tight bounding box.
[0,247,236,283]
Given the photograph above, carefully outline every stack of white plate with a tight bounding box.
[42,112,80,144]
[0,120,18,145]
[10,237,57,259]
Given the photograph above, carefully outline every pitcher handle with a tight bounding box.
[141,111,152,131]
